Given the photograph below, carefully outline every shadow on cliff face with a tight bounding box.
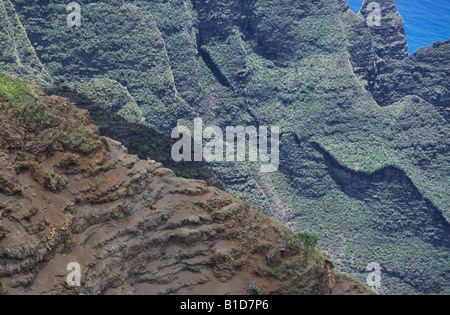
[50,87,224,190]
[312,142,450,248]
[277,132,449,294]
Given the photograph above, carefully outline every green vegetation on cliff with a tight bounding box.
[0,0,51,86]
[0,73,33,104]
[0,72,102,154]
[3,0,449,295]
[11,0,191,132]
[0,73,50,122]
[65,78,143,123]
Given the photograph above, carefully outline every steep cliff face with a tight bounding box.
[0,75,372,295]
[341,0,408,92]
[3,0,449,294]
[0,0,51,86]
[64,78,144,124]
[8,0,191,132]
[372,40,449,120]
[359,0,408,62]
[53,86,224,189]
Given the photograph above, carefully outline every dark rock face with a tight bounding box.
[2,0,449,295]
[359,0,408,62]
[372,40,449,120]
[6,0,191,133]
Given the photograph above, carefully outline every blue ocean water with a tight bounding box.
[347,0,450,54]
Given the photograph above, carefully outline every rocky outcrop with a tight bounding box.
[10,0,191,133]
[343,0,409,93]
[372,40,449,119]
[0,76,372,295]
[359,0,408,62]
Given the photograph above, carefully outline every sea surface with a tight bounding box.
[347,0,450,54]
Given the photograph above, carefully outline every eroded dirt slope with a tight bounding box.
[0,77,372,295]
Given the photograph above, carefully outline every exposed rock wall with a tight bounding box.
[0,78,371,295]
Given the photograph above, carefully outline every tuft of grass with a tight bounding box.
[0,73,51,123]
[0,282,9,295]
[286,232,318,256]
[61,123,102,153]
[0,74,33,104]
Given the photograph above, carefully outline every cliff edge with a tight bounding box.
[0,74,372,295]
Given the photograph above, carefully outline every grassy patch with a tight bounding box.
[0,73,51,123]
[0,282,9,295]
[61,123,103,153]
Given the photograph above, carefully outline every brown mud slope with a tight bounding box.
[0,77,373,295]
